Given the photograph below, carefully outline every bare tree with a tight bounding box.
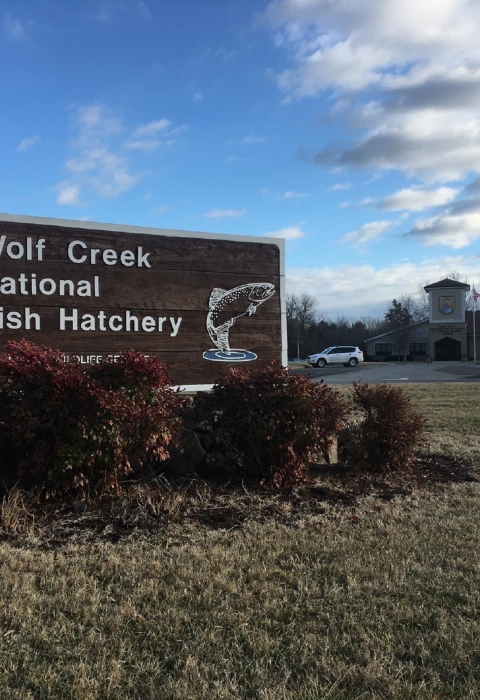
[445,269,465,282]
[413,282,430,320]
[286,292,319,358]
[360,315,389,337]
[398,293,427,323]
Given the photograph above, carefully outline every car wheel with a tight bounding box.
[316,358,326,368]
[348,357,358,367]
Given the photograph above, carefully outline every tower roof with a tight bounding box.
[424,277,470,292]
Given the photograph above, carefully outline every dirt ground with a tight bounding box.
[1,453,478,550]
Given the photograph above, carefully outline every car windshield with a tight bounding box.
[320,348,333,354]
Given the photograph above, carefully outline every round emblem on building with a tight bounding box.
[439,296,455,314]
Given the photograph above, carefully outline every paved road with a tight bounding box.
[291,361,480,385]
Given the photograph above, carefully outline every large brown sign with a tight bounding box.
[0,215,285,387]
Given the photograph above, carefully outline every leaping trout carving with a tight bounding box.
[203,282,275,362]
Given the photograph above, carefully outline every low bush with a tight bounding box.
[0,341,181,499]
[88,350,182,475]
[342,382,428,473]
[191,362,349,488]
[88,350,170,397]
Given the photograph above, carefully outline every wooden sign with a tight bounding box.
[0,215,286,387]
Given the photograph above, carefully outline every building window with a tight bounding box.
[409,342,426,356]
[375,343,392,355]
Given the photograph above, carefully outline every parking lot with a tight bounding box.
[291,361,480,385]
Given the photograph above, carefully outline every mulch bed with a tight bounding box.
[412,454,478,483]
[1,454,478,548]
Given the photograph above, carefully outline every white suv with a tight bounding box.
[307,346,364,368]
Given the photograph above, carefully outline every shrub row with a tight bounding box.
[191,363,349,488]
[344,381,428,473]
[0,341,428,500]
[0,340,180,499]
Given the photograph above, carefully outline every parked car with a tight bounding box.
[306,346,364,368]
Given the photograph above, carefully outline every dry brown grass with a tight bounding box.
[404,383,480,463]
[0,383,479,699]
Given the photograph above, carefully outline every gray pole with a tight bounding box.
[473,283,477,363]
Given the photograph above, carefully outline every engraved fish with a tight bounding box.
[206,282,275,354]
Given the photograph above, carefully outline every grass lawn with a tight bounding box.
[1,383,479,699]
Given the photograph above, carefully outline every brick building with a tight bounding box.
[365,278,478,361]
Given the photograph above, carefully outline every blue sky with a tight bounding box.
[2,0,480,318]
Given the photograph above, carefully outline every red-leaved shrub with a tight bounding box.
[191,362,349,488]
[88,351,170,397]
[88,351,180,475]
[0,341,181,499]
[342,382,428,473]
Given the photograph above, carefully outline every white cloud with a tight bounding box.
[241,135,266,144]
[92,169,139,198]
[340,220,392,248]
[137,1,151,19]
[132,119,171,138]
[286,254,480,319]
[356,196,375,207]
[204,208,246,219]
[283,190,308,199]
[3,16,26,41]
[327,182,352,191]
[16,135,40,152]
[274,40,389,97]
[224,155,239,163]
[65,146,138,198]
[397,177,480,247]
[263,0,480,95]
[193,92,203,102]
[124,139,161,153]
[126,121,186,150]
[378,185,459,211]
[75,104,123,139]
[57,104,185,203]
[363,173,383,185]
[215,46,238,61]
[262,0,480,186]
[56,182,81,206]
[66,147,122,175]
[407,212,480,249]
[264,224,305,240]
[316,108,480,182]
[95,1,151,22]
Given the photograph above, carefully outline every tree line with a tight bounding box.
[286,292,383,359]
[287,272,470,359]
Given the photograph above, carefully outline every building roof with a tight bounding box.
[424,277,470,292]
[365,318,429,343]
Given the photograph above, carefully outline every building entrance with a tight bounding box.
[434,336,462,361]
